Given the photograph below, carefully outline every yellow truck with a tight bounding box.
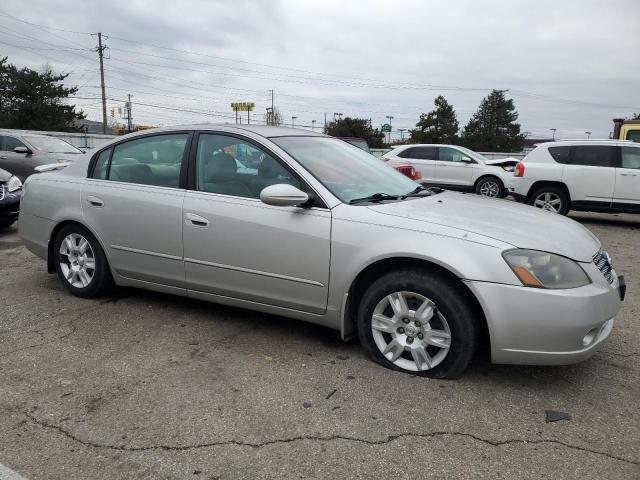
[612,118,640,142]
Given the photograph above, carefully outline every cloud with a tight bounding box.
[1,0,639,138]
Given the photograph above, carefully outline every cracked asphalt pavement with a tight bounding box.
[1,212,639,479]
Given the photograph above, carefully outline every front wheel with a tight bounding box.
[53,224,113,298]
[475,176,504,198]
[529,187,569,215]
[357,269,479,379]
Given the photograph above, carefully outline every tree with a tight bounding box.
[0,57,85,131]
[631,113,640,120]
[461,89,525,152]
[409,95,459,143]
[324,117,385,148]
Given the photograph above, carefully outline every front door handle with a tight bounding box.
[0,155,7,159]
[87,195,104,207]
[619,172,638,176]
[185,212,209,227]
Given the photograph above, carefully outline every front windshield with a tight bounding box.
[272,136,419,203]
[456,146,487,163]
[23,135,82,154]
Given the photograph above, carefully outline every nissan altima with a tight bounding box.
[18,125,625,378]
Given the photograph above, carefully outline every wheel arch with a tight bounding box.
[526,181,571,204]
[473,174,505,194]
[47,219,110,274]
[342,256,490,355]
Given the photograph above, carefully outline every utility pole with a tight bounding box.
[126,94,133,133]
[324,112,327,130]
[95,32,108,134]
[550,128,557,141]
[386,115,394,144]
[398,128,406,141]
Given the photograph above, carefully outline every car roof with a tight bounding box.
[537,139,637,147]
[121,124,327,140]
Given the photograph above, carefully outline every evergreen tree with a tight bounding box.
[409,95,459,143]
[325,117,385,148]
[461,89,525,152]
[0,57,85,131]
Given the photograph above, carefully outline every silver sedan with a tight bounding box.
[18,125,625,378]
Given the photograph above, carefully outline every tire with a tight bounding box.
[0,220,15,229]
[528,186,570,215]
[53,224,113,298]
[357,268,479,379]
[475,176,504,198]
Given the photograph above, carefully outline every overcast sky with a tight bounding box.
[1,0,639,140]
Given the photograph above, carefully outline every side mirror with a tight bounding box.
[460,156,474,164]
[260,184,309,207]
[14,146,31,154]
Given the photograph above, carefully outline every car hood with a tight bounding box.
[483,157,519,165]
[366,191,601,262]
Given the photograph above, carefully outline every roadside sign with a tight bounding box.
[381,124,392,132]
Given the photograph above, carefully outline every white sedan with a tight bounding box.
[383,144,518,197]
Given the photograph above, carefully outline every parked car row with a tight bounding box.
[16,125,625,379]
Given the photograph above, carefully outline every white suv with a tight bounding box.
[382,144,517,197]
[508,140,640,215]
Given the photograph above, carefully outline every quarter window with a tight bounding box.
[195,134,300,199]
[91,134,187,187]
[570,146,617,168]
[398,146,437,160]
[621,147,640,169]
[626,130,640,143]
[548,146,571,164]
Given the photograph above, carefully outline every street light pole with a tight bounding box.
[292,116,297,128]
[585,131,592,139]
[398,128,406,141]
[311,120,316,131]
[550,128,557,141]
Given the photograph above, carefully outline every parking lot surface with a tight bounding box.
[1,212,638,479]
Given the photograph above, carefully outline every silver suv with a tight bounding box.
[18,126,624,378]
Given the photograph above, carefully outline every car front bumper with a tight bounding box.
[0,189,21,223]
[465,264,623,365]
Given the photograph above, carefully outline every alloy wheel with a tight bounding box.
[479,180,500,197]
[58,233,96,288]
[371,291,451,372]
[533,192,562,213]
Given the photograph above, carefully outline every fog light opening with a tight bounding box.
[582,328,599,347]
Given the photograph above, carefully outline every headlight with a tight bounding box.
[7,175,22,192]
[503,249,591,289]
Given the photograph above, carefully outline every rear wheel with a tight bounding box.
[475,176,504,198]
[0,220,14,229]
[357,269,479,379]
[529,186,569,215]
[53,224,113,298]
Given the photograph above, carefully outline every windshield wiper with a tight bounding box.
[349,193,400,204]
[400,184,438,199]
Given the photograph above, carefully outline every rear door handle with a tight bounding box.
[185,212,209,227]
[620,173,638,176]
[87,195,104,207]
[0,155,7,159]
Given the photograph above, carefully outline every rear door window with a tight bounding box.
[570,146,617,168]
[399,146,437,160]
[3,136,26,152]
[91,134,188,187]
